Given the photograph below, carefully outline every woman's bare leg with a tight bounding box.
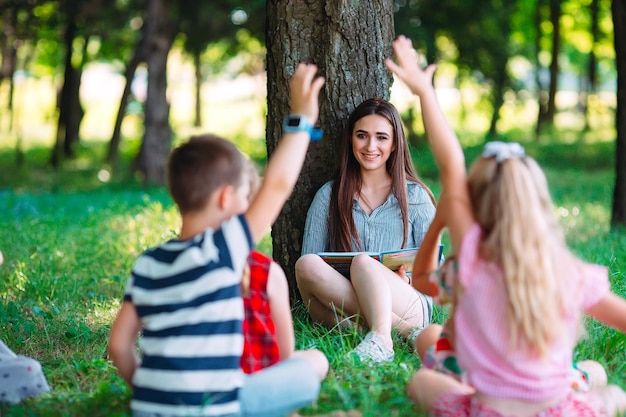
[295,254,362,328]
[350,254,394,350]
[386,270,432,335]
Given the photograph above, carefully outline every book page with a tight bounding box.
[379,248,417,272]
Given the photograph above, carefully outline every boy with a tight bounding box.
[108,63,326,417]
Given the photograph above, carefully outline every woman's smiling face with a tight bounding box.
[351,114,396,173]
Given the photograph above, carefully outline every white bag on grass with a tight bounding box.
[0,339,50,404]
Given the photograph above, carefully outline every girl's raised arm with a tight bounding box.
[385,36,474,252]
[411,202,444,295]
[586,292,626,333]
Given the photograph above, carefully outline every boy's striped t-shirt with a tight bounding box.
[124,215,253,416]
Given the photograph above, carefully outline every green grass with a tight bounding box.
[0,136,625,416]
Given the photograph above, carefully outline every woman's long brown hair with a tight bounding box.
[328,98,435,251]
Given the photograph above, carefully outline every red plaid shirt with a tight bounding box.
[241,250,281,374]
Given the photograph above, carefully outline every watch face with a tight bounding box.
[286,116,302,127]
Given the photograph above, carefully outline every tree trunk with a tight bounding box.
[584,0,600,130]
[107,29,146,164]
[535,0,548,136]
[51,1,79,168]
[611,0,626,227]
[64,34,89,157]
[134,0,173,186]
[266,0,396,300]
[0,7,17,132]
[194,49,202,128]
[487,69,507,138]
[545,0,561,123]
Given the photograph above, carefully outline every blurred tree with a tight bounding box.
[178,1,231,128]
[266,0,395,298]
[394,0,515,138]
[0,0,51,130]
[558,0,613,131]
[0,3,17,118]
[51,0,83,167]
[585,0,600,129]
[612,0,626,227]
[105,0,146,164]
[108,1,266,165]
[533,0,547,136]
[49,0,143,167]
[133,0,174,185]
[178,1,266,128]
[542,0,561,130]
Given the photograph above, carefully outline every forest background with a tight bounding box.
[0,1,625,416]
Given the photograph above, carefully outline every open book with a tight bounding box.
[318,245,443,279]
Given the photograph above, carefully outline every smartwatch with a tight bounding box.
[282,115,323,141]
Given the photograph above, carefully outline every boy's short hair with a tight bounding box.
[167,134,246,214]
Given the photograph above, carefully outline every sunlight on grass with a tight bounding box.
[560,202,611,241]
[1,262,29,298]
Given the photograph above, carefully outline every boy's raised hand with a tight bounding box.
[385,35,436,97]
[245,63,324,244]
[289,63,325,125]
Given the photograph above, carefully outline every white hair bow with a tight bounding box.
[482,141,525,163]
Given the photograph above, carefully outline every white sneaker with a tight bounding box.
[349,332,394,363]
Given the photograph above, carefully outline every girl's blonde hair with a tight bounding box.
[468,154,577,357]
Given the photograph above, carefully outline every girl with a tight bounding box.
[386,35,626,416]
[295,97,436,363]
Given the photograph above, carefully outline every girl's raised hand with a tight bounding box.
[385,35,437,97]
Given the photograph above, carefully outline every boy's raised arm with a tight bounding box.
[246,64,325,243]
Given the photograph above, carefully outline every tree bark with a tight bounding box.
[266,0,395,300]
[134,0,173,186]
[611,0,626,227]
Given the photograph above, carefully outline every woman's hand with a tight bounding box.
[395,265,411,285]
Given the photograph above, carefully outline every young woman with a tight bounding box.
[295,97,436,363]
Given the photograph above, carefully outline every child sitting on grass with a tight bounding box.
[240,159,328,378]
[411,200,610,393]
[108,63,327,417]
[387,35,626,416]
